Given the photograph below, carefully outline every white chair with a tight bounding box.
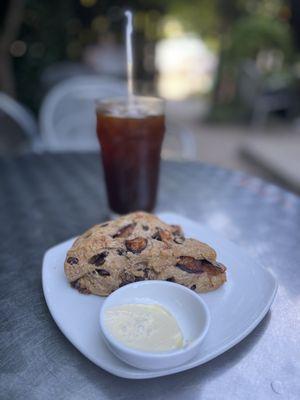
[0,92,40,151]
[237,60,294,127]
[39,76,127,151]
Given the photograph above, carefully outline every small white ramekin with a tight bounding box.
[99,281,210,370]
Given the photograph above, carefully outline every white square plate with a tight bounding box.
[42,212,277,379]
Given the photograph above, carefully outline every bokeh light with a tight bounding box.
[91,16,109,33]
[10,40,27,57]
[67,41,82,59]
[80,0,97,8]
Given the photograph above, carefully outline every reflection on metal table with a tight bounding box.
[0,153,299,400]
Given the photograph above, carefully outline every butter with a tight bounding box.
[104,304,184,352]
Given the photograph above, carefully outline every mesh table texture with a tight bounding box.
[0,153,299,400]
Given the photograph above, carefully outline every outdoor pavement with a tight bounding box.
[163,99,300,194]
[241,131,300,194]
[163,124,284,187]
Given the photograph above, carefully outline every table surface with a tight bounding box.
[1,153,299,400]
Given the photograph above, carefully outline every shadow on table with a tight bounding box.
[77,311,271,399]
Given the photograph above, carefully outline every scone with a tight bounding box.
[64,212,226,296]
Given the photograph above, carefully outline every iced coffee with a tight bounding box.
[96,97,165,214]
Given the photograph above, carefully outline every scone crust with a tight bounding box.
[64,212,226,296]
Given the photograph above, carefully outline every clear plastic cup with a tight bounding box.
[96,96,165,215]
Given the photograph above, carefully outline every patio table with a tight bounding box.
[1,153,299,399]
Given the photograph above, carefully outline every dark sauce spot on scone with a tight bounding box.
[173,235,185,244]
[152,229,172,242]
[176,256,224,275]
[125,237,147,254]
[119,279,133,288]
[119,274,144,287]
[134,276,144,282]
[175,256,205,273]
[143,267,150,278]
[152,231,162,241]
[95,268,110,276]
[67,257,79,265]
[70,279,91,294]
[119,271,135,286]
[190,284,197,290]
[89,251,109,266]
[166,277,175,282]
[117,248,127,256]
[70,280,79,289]
[112,223,136,238]
[119,281,129,288]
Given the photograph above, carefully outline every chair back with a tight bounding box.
[0,92,39,150]
[39,76,127,151]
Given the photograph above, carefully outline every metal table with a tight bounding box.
[1,153,299,400]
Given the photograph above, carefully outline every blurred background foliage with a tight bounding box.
[0,0,299,121]
[228,16,293,61]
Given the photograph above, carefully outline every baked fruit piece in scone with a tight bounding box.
[64,211,226,296]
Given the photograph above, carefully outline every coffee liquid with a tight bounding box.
[97,112,165,214]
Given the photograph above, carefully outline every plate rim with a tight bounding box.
[42,213,278,379]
